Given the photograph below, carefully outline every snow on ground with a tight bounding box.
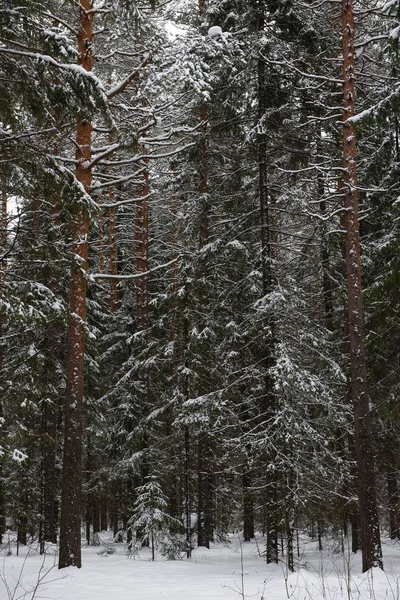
[1,534,400,600]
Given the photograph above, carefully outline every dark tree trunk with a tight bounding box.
[0,171,7,544]
[185,426,192,558]
[197,438,209,548]
[109,203,118,313]
[243,468,254,542]
[286,514,294,573]
[58,0,93,570]
[85,503,91,546]
[258,2,279,566]
[198,102,209,250]
[93,497,100,534]
[349,510,360,553]
[341,0,382,573]
[317,519,323,552]
[42,191,62,547]
[266,471,278,564]
[318,164,334,330]
[17,518,27,546]
[134,155,149,332]
[42,399,58,544]
[112,486,119,537]
[101,497,108,532]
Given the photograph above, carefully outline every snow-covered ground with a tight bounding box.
[1,533,400,600]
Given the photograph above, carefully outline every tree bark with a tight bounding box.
[42,194,62,546]
[0,171,7,543]
[257,2,279,566]
[109,203,118,313]
[108,133,118,313]
[317,146,334,330]
[59,0,93,569]
[341,0,382,572]
[42,399,58,544]
[134,153,149,333]
[243,468,254,542]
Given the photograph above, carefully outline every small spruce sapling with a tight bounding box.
[129,475,183,561]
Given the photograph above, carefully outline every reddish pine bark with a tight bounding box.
[59,0,93,570]
[341,0,382,572]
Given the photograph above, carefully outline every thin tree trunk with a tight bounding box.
[42,399,58,544]
[59,0,93,569]
[42,195,62,546]
[317,144,334,330]
[286,514,294,573]
[243,468,254,542]
[93,497,100,534]
[101,497,108,531]
[349,509,360,553]
[184,290,192,557]
[341,0,382,572]
[98,207,105,276]
[317,519,323,551]
[197,438,208,548]
[198,102,209,250]
[109,203,118,313]
[257,3,279,566]
[108,133,118,313]
[134,151,149,333]
[198,0,209,251]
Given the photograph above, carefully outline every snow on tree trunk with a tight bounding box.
[0,169,7,543]
[341,0,382,572]
[257,2,279,566]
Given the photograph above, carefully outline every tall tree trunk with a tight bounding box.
[42,194,61,546]
[134,148,150,498]
[258,3,279,566]
[184,287,192,557]
[0,171,7,543]
[59,0,93,569]
[341,0,382,572]
[108,133,118,313]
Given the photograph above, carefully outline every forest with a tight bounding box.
[0,0,399,584]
